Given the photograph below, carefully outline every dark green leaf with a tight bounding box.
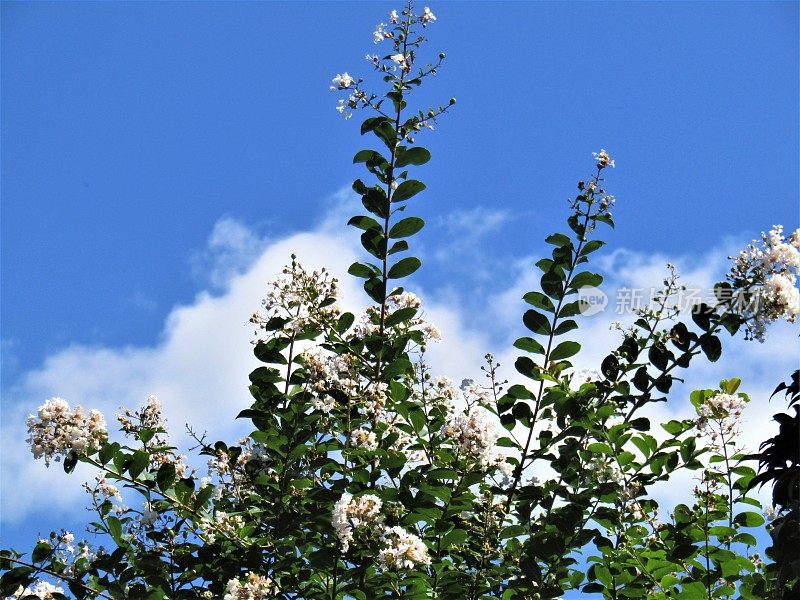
[387,257,421,279]
[157,462,176,492]
[391,180,426,202]
[395,146,431,167]
[523,310,551,335]
[514,336,545,354]
[347,215,381,231]
[129,450,150,479]
[550,341,580,361]
[389,217,425,238]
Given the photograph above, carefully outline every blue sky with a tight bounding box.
[1,0,798,591]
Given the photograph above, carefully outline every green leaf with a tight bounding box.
[701,334,722,362]
[587,442,613,455]
[580,240,606,256]
[395,146,431,167]
[360,116,389,135]
[332,313,353,334]
[550,341,580,361]
[348,262,377,279]
[553,319,578,335]
[523,291,555,312]
[389,217,425,238]
[569,271,603,290]
[734,511,765,527]
[523,310,551,335]
[545,233,571,247]
[353,149,387,164]
[441,528,468,549]
[31,541,54,563]
[388,257,421,279]
[129,450,150,479]
[347,215,381,231]
[541,271,563,298]
[98,442,120,466]
[514,336,545,354]
[157,462,176,492]
[106,515,123,544]
[385,306,417,327]
[391,180,426,202]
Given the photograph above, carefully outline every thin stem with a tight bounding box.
[505,168,603,510]
[4,556,114,599]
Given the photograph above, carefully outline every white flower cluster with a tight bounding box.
[330,72,354,90]
[696,392,746,437]
[420,6,436,25]
[199,511,245,544]
[730,225,800,341]
[350,428,378,450]
[592,149,615,169]
[312,394,336,414]
[26,397,107,466]
[300,348,359,396]
[378,526,432,570]
[332,493,383,551]
[440,408,499,467]
[252,259,340,338]
[353,292,441,342]
[331,494,430,570]
[223,573,276,600]
[8,581,64,599]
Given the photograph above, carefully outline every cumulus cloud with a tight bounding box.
[1,194,796,529]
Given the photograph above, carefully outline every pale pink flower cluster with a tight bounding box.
[223,573,276,600]
[332,493,383,551]
[8,581,64,599]
[378,526,432,570]
[730,225,800,341]
[26,397,107,466]
[440,408,499,467]
[592,149,615,169]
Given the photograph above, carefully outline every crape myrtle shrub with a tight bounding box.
[2,3,800,599]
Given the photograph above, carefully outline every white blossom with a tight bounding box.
[592,148,615,169]
[373,23,390,43]
[26,397,107,466]
[378,526,431,569]
[440,408,499,467]
[312,394,336,414]
[223,573,276,600]
[330,72,355,90]
[350,428,378,450]
[730,225,800,341]
[420,6,437,25]
[10,581,65,599]
[332,493,383,551]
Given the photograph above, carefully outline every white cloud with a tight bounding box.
[1,195,796,529]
